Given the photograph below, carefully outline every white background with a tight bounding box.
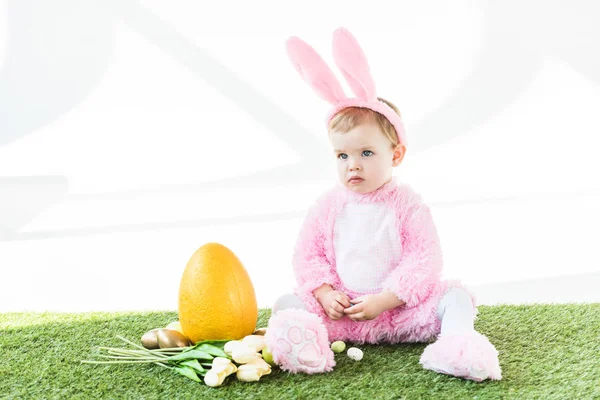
[1,0,599,311]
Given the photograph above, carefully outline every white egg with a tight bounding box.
[347,347,363,361]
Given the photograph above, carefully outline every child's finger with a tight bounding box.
[332,301,344,313]
[329,307,344,319]
[351,296,365,304]
[344,303,362,314]
[335,297,350,308]
[335,294,351,308]
[349,312,364,320]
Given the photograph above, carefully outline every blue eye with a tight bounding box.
[338,153,348,160]
[362,150,373,157]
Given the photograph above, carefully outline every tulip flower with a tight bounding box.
[224,340,243,356]
[242,335,267,352]
[232,344,261,364]
[203,357,237,387]
[224,341,261,364]
[236,358,272,382]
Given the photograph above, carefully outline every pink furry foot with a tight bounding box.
[419,331,502,382]
[265,309,335,374]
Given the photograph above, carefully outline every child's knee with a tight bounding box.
[273,293,307,313]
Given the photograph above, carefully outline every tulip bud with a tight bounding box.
[242,335,267,352]
[224,340,243,356]
[236,364,262,382]
[245,358,272,375]
[232,343,261,364]
[204,357,237,387]
[204,370,226,387]
[212,357,233,368]
[211,357,237,375]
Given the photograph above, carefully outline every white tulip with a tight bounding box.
[242,335,267,352]
[212,357,233,367]
[232,344,261,364]
[236,364,262,382]
[211,357,237,375]
[204,370,226,387]
[224,340,243,356]
[244,358,272,375]
[203,357,237,387]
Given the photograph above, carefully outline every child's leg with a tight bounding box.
[438,287,475,334]
[266,293,334,374]
[272,293,307,313]
[419,287,502,382]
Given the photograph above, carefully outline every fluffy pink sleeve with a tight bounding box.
[381,197,443,308]
[292,195,338,295]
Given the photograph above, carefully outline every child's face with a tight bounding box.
[329,120,405,194]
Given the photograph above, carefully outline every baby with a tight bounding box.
[265,28,501,382]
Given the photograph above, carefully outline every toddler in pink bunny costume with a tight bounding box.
[265,27,502,382]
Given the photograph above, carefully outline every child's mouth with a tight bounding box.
[349,177,364,184]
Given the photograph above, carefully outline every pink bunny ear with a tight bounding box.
[332,27,377,101]
[286,36,347,105]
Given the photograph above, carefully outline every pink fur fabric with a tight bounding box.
[325,98,407,145]
[286,36,347,105]
[379,201,443,308]
[292,180,465,344]
[419,331,502,382]
[265,309,335,374]
[331,27,376,101]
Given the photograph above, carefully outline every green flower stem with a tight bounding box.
[151,346,192,352]
[83,335,233,385]
[82,359,170,365]
[98,355,165,361]
[115,336,170,360]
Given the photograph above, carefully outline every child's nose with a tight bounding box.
[348,158,362,171]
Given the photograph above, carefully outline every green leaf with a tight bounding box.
[191,340,229,350]
[178,359,206,376]
[168,349,213,361]
[173,366,201,382]
[193,344,228,358]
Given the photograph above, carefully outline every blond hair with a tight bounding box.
[328,97,401,147]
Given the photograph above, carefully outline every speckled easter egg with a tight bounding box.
[178,243,258,343]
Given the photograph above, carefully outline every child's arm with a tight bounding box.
[376,290,406,309]
[292,196,338,296]
[344,290,404,320]
[380,198,443,308]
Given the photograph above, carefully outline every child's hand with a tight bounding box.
[343,295,385,321]
[317,289,352,320]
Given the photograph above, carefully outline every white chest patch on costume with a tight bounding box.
[333,202,402,294]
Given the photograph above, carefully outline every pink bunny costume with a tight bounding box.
[290,179,456,343]
[265,27,501,382]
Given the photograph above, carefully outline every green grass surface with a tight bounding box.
[1,305,599,399]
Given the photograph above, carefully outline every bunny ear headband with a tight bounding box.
[286,27,407,146]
